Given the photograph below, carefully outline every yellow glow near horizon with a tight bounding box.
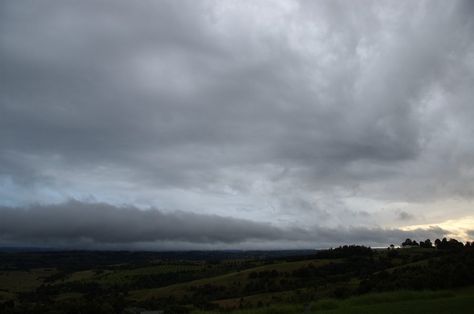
[401,216,474,242]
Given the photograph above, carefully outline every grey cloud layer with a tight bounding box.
[1,1,472,190]
[0,201,447,248]
[1,1,474,242]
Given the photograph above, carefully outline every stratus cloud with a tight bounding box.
[0,201,447,248]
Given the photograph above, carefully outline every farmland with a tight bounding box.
[1,242,474,313]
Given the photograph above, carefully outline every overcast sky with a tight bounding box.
[1,0,474,249]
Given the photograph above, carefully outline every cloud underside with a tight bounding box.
[1,1,474,199]
[0,201,447,249]
[1,1,474,247]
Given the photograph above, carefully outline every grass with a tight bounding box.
[315,294,474,314]
[129,259,337,301]
[54,262,205,286]
[101,263,203,284]
[1,250,473,313]
[195,288,474,314]
[0,268,57,294]
[0,290,15,301]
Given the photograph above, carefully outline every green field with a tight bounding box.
[0,268,56,293]
[130,258,336,301]
[194,288,474,314]
[1,246,474,313]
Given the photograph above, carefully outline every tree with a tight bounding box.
[448,238,464,249]
[436,237,464,250]
[420,239,433,248]
[402,239,413,247]
[442,237,448,247]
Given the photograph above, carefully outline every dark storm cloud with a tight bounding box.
[1,0,474,244]
[0,201,282,244]
[0,201,447,248]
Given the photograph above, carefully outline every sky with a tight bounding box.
[1,0,474,250]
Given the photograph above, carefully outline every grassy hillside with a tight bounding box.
[1,244,474,313]
[130,258,336,302]
[194,288,474,314]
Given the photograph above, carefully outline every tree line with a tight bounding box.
[400,237,470,249]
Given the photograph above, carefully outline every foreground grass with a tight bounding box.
[194,288,474,314]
